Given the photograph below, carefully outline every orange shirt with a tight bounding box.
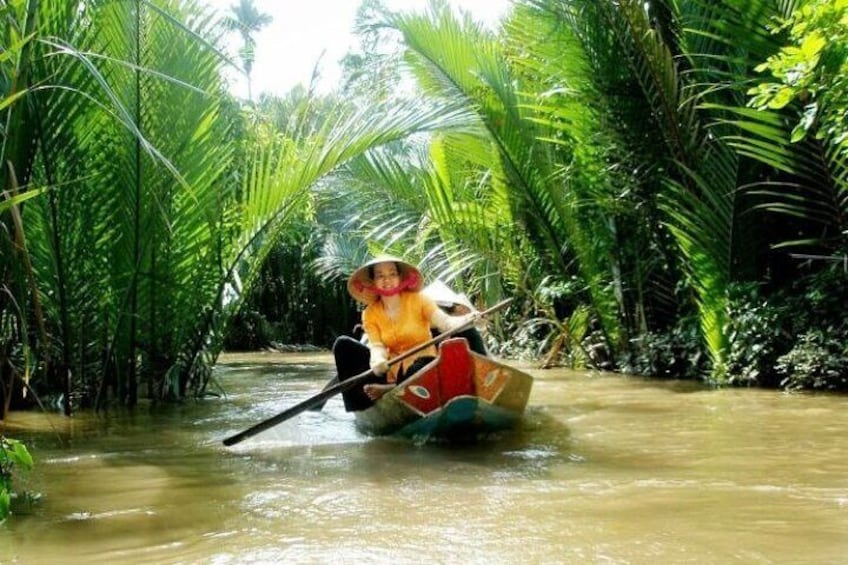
[362,291,438,382]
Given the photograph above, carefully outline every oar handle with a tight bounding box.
[222,297,513,446]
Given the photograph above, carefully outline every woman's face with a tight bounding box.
[372,262,401,291]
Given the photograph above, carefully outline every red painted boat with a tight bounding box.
[354,337,533,440]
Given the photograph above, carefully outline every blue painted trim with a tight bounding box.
[393,396,520,440]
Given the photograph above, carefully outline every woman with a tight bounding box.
[333,255,478,412]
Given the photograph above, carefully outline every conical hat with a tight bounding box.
[421,280,474,311]
[347,255,424,305]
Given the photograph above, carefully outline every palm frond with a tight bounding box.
[383,0,627,347]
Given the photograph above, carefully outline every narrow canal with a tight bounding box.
[2,351,847,563]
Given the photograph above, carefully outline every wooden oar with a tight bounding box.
[222,297,512,446]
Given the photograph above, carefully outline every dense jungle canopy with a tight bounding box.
[1,0,847,420]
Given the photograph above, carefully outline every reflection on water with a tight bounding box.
[2,352,848,563]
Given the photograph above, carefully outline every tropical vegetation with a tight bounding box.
[2,0,847,439]
[222,0,272,101]
[0,436,32,522]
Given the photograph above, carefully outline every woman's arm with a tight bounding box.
[430,305,473,333]
[367,341,389,375]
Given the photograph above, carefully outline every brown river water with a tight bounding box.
[2,351,847,564]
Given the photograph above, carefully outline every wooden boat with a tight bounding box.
[354,337,533,440]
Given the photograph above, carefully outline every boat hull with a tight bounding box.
[354,337,533,440]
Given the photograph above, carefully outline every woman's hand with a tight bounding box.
[458,311,486,330]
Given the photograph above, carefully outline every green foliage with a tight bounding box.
[725,266,848,390]
[588,0,745,378]
[733,0,848,255]
[225,228,355,350]
[619,316,710,381]
[503,277,596,368]
[1,0,479,412]
[749,0,848,147]
[5,0,848,405]
[1,0,43,416]
[777,330,848,390]
[0,436,33,522]
[224,309,275,351]
[16,0,238,407]
[222,0,273,99]
[315,0,846,390]
[333,0,630,361]
[725,282,793,387]
[777,265,848,390]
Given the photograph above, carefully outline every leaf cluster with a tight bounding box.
[0,436,33,522]
[749,0,848,146]
[725,265,848,390]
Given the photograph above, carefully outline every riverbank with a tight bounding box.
[217,349,332,366]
